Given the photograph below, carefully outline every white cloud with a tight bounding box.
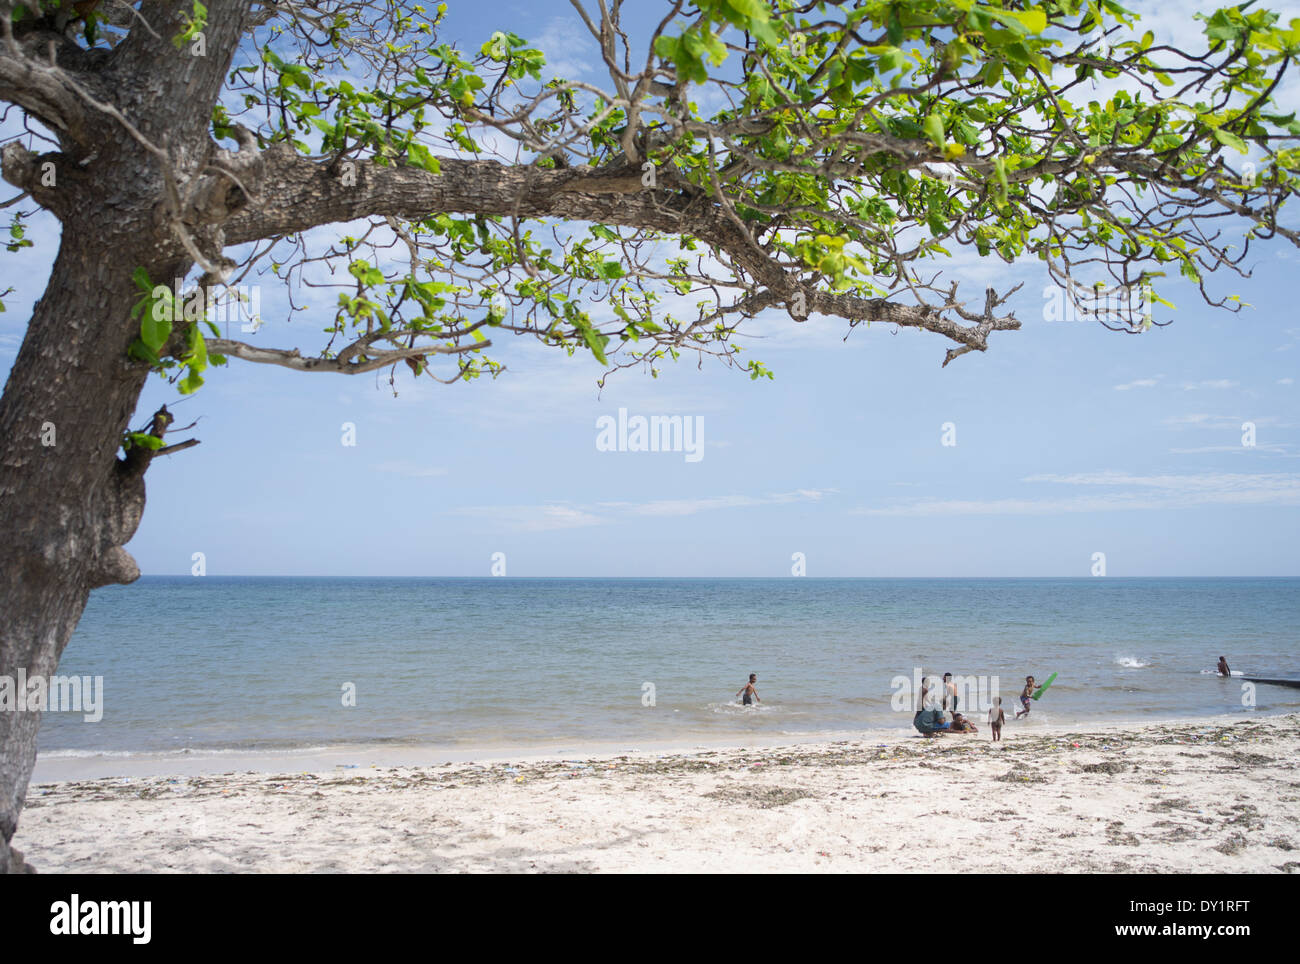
[852,472,1300,517]
[534,16,596,81]
[1168,444,1292,455]
[1023,471,1295,491]
[598,488,833,518]
[457,488,833,530]
[457,503,603,532]
[1114,378,1158,391]
[1163,414,1232,427]
[1162,414,1290,429]
[374,460,449,478]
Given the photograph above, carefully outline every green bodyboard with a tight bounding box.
[1032,672,1057,700]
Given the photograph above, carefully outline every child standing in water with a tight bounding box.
[736,673,760,707]
[988,697,1005,740]
[1015,676,1036,719]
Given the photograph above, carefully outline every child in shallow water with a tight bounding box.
[988,697,1005,741]
[1015,676,1036,719]
[736,673,760,707]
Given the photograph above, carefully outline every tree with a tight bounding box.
[0,0,1296,872]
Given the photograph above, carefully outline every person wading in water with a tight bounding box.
[737,673,760,707]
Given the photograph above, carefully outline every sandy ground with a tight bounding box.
[15,714,1300,873]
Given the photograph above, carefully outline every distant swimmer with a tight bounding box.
[1217,656,1231,678]
[737,673,760,707]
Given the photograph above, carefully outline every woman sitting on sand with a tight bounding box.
[913,707,950,737]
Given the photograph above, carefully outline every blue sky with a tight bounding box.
[1,1,1298,577]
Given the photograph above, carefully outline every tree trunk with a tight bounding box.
[0,231,178,872]
[0,0,252,873]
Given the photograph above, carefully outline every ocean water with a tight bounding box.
[35,577,1300,757]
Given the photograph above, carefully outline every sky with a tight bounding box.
[1,1,1298,577]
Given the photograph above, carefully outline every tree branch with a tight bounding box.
[206,336,488,374]
[0,16,91,142]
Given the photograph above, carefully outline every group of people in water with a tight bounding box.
[735,655,1243,739]
[735,670,1043,741]
[912,672,1044,740]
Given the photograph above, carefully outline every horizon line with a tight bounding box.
[128,573,1300,580]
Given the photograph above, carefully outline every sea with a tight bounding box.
[34,576,1300,760]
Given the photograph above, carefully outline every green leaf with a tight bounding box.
[124,432,165,452]
[406,141,442,174]
[991,156,1009,205]
[581,326,609,365]
[989,8,1048,35]
[186,324,209,372]
[923,114,945,148]
[748,17,781,48]
[887,5,903,46]
[139,298,173,354]
[1211,127,1249,153]
[178,367,204,395]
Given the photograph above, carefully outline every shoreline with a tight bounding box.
[31,709,1286,782]
[18,712,1300,873]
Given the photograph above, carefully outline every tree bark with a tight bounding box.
[0,235,163,871]
[0,0,251,874]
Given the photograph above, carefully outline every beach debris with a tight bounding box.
[1214,833,1249,855]
[995,768,1049,784]
[1106,821,1141,847]
[1078,760,1129,775]
[705,786,813,808]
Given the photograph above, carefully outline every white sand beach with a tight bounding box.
[15,714,1300,873]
